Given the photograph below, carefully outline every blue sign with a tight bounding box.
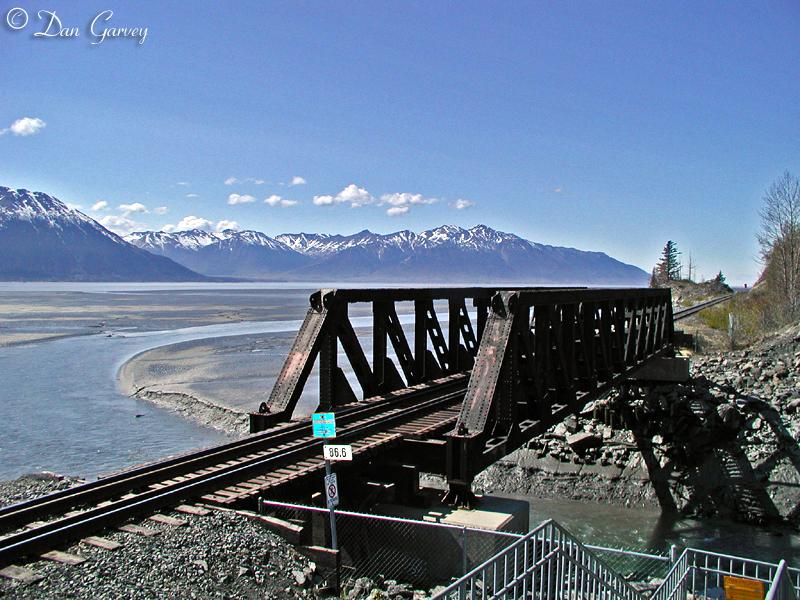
[312,412,336,438]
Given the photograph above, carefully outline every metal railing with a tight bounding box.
[432,519,641,599]
[259,499,798,599]
[767,561,799,600]
[652,548,800,600]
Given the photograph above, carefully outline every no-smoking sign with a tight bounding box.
[324,472,339,508]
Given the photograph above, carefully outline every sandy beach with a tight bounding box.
[117,331,309,435]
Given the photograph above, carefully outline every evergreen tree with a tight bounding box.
[657,240,682,281]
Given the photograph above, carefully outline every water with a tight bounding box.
[0,319,312,480]
[517,496,800,563]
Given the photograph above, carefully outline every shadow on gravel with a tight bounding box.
[630,379,800,527]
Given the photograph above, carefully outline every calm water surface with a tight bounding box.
[0,318,310,480]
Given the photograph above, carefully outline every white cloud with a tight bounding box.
[186,193,199,198]
[174,215,214,231]
[453,198,475,210]
[99,215,141,235]
[91,201,109,211]
[338,184,373,207]
[378,192,437,216]
[265,194,299,207]
[153,206,168,215]
[224,177,239,186]
[176,181,189,187]
[119,202,148,216]
[312,194,335,206]
[228,193,256,205]
[0,117,47,137]
[313,184,373,208]
[290,176,306,186]
[380,192,437,207]
[216,220,239,232]
[248,178,266,185]
[161,224,176,233]
[553,187,563,193]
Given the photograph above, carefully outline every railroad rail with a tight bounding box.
[0,374,466,565]
[0,286,730,567]
[673,293,733,321]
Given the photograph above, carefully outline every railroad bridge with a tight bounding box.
[249,287,686,505]
[0,286,728,566]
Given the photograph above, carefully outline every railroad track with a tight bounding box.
[0,374,467,566]
[673,293,733,321]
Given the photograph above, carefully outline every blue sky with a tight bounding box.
[1,1,798,283]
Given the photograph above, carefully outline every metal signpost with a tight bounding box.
[312,412,341,553]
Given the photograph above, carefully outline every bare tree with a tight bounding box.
[757,171,800,319]
[686,252,697,282]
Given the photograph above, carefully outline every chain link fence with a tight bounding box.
[260,499,522,590]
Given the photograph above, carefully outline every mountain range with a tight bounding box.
[125,224,647,284]
[0,187,203,281]
[0,186,649,284]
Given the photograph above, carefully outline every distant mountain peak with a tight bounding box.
[0,186,206,281]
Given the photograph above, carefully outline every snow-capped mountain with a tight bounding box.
[125,228,312,279]
[0,187,206,281]
[127,224,648,284]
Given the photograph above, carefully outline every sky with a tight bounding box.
[1,1,798,284]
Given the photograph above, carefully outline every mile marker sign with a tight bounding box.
[323,444,353,461]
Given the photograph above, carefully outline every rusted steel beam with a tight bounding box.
[252,287,554,432]
[444,287,673,505]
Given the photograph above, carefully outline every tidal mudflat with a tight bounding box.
[0,283,317,347]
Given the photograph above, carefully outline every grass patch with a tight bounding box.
[699,291,773,345]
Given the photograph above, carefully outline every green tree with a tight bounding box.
[655,240,682,282]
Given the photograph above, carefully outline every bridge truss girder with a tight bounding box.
[444,288,674,504]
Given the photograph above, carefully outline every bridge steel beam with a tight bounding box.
[250,287,571,432]
[444,287,674,505]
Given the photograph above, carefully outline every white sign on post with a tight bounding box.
[323,444,353,461]
[324,472,339,508]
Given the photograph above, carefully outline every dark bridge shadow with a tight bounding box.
[626,379,800,527]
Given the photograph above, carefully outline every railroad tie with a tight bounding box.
[40,550,86,565]
[117,524,161,537]
[0,565,44,584]
[148,514,187,527]
[175,504,210,516]
[81,536,121,551]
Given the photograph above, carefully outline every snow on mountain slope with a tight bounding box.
[130,223,648,284]
[0,187,206,281]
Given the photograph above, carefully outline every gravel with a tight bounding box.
[0,475,334,599]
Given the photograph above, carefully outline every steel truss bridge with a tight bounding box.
[251,286,687,503]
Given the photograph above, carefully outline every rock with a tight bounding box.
[191,559,209,572]
[293,570,307,587]
[567,432,602,454]
[717,403,742,430]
